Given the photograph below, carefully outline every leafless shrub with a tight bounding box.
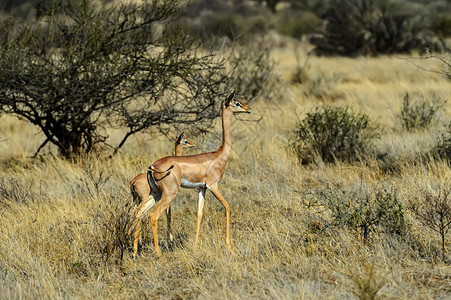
[431,123,451,162]
[397,93,446,131]
[80,157,113,199]
[407,187,451,261]
[93,196,134,265]
[228,43,280,101]
[289,49,310,85]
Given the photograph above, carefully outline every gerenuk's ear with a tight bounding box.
[176,132,185,144]
[167,131,177,142]
[224,91,235,107]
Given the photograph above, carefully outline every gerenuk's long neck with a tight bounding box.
[217,104,233,160]
[174,144,182,156]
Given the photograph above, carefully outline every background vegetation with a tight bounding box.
[0,0,276,158]
[1,0,451,299]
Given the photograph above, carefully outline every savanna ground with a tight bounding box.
[1,41,451,299]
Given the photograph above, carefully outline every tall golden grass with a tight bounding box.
[1,44,450,299]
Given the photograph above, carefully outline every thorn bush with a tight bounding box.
[305,186,407,243]
[407,187,451,262]
[432,123,451,162]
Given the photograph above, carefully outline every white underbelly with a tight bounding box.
[181,177,207,189]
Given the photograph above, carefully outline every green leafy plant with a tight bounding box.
[312,187,406,243]
[432,14,451,38]
[291,106,379,164]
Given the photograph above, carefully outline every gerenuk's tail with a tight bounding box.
[148,165,173,182]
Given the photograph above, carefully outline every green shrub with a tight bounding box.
[201,14,245,41]
[309,187,407,243]
[291,106,379,164]
[277,11,321,39]
[311,0,443,56]
[175,1,272,45]
[397,93,445,131]
[432,14,451,38]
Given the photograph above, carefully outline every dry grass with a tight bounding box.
[1,42,451,299]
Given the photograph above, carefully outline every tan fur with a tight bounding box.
[132,92,251,257]
[129,131,195,248]
[129,132,195,204]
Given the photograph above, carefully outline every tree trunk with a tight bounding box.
[59,132,83,159]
